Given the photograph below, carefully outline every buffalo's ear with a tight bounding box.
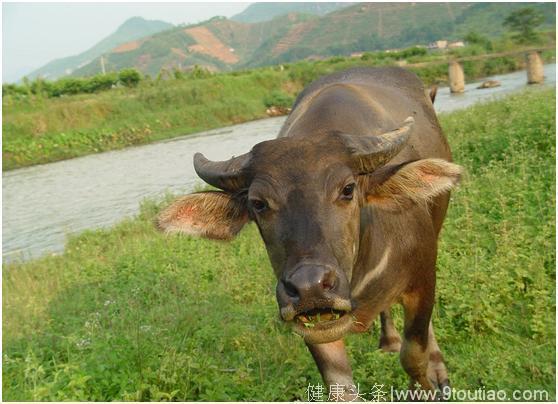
[156,191,249,240]
[361,158,463,212]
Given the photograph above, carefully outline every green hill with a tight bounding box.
[69,3,556,77]
[246,2,556,65]
[27,17,173,80]
[73,14,315,77]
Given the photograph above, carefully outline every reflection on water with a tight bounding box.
[2,64,556,261]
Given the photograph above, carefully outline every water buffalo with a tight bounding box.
[157,67,462,399]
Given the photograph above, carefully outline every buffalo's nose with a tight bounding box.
[281,265,338,304]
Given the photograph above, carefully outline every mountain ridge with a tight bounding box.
[26,2,557,81]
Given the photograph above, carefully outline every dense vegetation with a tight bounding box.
[3,69,142,98]
[3,40,555,170]
[3,88,555,401]
[504,7,546,44]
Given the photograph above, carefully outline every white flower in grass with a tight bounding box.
[76,338,91,349]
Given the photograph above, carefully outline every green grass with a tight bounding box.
[3,88,555,400]
[3,46,555,171]
[2,71,288,170]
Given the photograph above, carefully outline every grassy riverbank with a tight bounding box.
[3,88,555,400]
[3,43,555,170]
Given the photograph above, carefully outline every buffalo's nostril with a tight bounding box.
[322,270,336,290]
[283,280,299,298]
[282,265,340,304]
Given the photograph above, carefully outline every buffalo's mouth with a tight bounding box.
[284,303,354,344]
[295,307,349,327]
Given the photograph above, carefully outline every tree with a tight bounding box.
[503,7,544,44]
[464,31,493,51]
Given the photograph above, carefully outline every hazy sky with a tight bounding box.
[2,2,251,83]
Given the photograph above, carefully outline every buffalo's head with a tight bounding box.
[157,117,462,344]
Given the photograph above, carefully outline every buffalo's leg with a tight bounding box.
[426,321,450,391]
[399,288,436,392]
[379,309,402,353]
[306,339,358,401]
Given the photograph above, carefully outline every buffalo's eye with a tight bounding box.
[250,199,268,213]
[341,183,355,200]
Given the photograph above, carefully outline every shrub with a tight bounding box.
[360,52,374,61]
[464,31,493,51]
[50,78,87,97]
[118,68,142,87]
[2,83,28,97]
[397,46,427,59]
[29,77,53,95]
[188,65,213,80]
[482,56,518,76]
[327,56,346,64]
[85,73,119,93]
[173,68,185,80]
[263,91,294,108]
[287,62,322,86]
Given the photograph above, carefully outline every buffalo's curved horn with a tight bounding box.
[193,151,252,192]
[338,116,415,174]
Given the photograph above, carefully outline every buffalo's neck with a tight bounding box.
[348,205,437,331]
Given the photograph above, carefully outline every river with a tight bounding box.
[3,64,556,262]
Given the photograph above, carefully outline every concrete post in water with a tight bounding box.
[448,61,465,93]
[526,51,544,84]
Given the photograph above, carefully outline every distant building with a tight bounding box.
[428,40,465,50]
[428,40,448,50]
[448,41,465,48]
